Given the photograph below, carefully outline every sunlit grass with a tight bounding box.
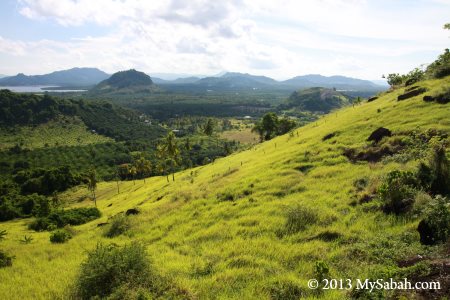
[0,76,449,299]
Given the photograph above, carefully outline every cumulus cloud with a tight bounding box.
[2,0,448,79]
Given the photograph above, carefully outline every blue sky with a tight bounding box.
[0,0,448,80]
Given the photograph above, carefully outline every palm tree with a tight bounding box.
[115,168,120,194]
[129,166,137,185]
[135,156,152,183]
[87,168,98,207]
[158,132,180,181]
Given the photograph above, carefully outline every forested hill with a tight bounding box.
[0,89,165,141]
[90,69,157,95]
[283,87,352,112]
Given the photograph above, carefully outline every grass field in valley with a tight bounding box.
[0,76,449,299]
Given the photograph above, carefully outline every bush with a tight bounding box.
[103,214,131,238]
[29,207,101,231]
[50,229,72,243]
[428,142,450,195]
[0,202,20,221]
[267,278,306,300]
[426,48,450,79]
[283,206,318,234]
[74,242,157,299]
[417,195,450,245]
[378,170,418,214]
[0,250,14,268]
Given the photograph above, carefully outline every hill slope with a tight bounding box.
[0,68,109,87]
[284,87,352,112]
[0,77,449,299]
[90,69,157,95]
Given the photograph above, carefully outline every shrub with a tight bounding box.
[20,235,33,244]
[314,260,330,283]
[0,229,7,241]
[0,202,20,221]
[428,142,450,195]
[73,242,157,299]
[103,214,131,238]
[0,250,14,268]
[417,196,450,245]
[426,48,450,78]
[378,170,418,214]
[267,279,306,300]
[29,207,101,231]
[50,229,72,243]
[313,260,330,293]
[283,206,318,234]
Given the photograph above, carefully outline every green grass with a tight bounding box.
[0,76,449,299]
[0,116,112,150]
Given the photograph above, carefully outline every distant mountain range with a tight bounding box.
[0,68,109,87]
[157,72,385,92]
[0,67,386,92]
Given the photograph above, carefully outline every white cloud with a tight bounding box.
[1,0,448,79]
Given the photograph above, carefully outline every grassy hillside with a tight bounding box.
[0,76,449,299]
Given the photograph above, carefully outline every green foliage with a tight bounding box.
[73,242,157,299]
[13,166,83,195]
[0,90,62,126]
[404,68,425,86]
[0,142,133,180]
[415,141,450,196]
[386,68,425,87]
[314,260,330,282]
[157,132,181,181]
[386,73,403,87]
[0,201,20,221]
[49,229,72,244]
[29,207,101,231]
[378,170,418,214]
[267,279,305,300]
[283,206,318,234]
[0,250,14,268]
[134,155,152,182]
[86,168,97,206]
[0,192,53,221]
[20,235,33,244]
[103,214,131,238]
[418,195,450,245]
[0,229,6,240]
[428,142,450,195]
[203,118,215,136]
[426,48,450,79]
[252,112,297,141]
[0,89,165,141]
[314,260,330,291]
